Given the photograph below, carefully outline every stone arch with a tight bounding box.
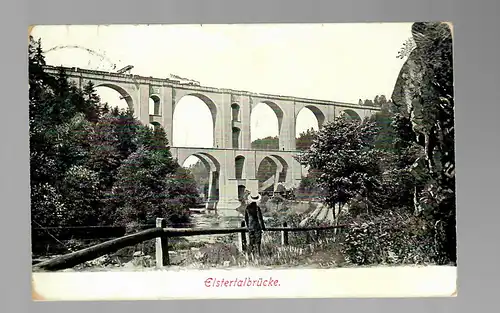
[253,100,284,130]
[173,93,218,148]
[250,100,285,149]
[178,152,220,172]
[295,105,325,150]
[231,103,241,121]
[94,82,134,110]
[149,94,161,115]
[296,105,326,129]
[341,109,362,121]
[235,155,245,180]
[175,93,217,129]
[256,154,289,192]
[185,154,212,173]
[181,152,221,205]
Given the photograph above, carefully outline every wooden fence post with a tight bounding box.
[155,218,170,268]
[281,222,289,246]
[238,220,247,252]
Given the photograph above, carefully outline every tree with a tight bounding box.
[359,98,422,213]
[369,105,398,152]
[364,99,374,106]
[296,168,322,200]
[111,146,196,226]
[57,165,102,226]
[295,128,317,151]
[29,36,104,226]
[378,95,388,105]
[251,136,279,150]
[29,36,199,228]
[297,118,382,218]
[187,161,210,196]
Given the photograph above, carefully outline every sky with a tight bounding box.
[31,23,412,166]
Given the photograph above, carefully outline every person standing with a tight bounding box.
[244,191,266,256]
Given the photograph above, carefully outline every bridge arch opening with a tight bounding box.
[173,95,216,148]
[231,103,241,121]
[182,154,220,204]
[183,155,209,201]
[295,106,324,151]
[250,101,284,151]
[149,94,161,116]
[341,109,362,122]
[94,84,132,113]
[235,155,245,180]
[256,155,288,193]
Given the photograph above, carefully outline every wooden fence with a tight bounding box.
[31,223,159,257]
[32,218,347,272]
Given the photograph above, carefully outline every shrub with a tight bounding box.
[338,210,438,265]
[265,210,337,246]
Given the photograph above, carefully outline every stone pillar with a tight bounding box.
[278,101,296,151]
[245,151,257,180]
[211,93,224,149]
[206,171,215,210]
[326,105,336,123]
[216,151,241,216]
[273,170,280,191]
[287,154,303,188]
[138,84,150,126]
[219,93,232,149]
[246,179,259,195]
[162,87,174,146]
[240,95,252,149]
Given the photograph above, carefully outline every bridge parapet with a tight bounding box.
[42,65,381,110]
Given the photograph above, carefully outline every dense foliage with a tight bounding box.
[250,129,317,152]
[296,168,322,201]
[29,36,198,229]
[297,118,383,218]
[251,136,279,150]
[338,210,437,265]
[295,128,317,151]
[391,22,456,263]
[358,94,392,107]
[187,161,210,197]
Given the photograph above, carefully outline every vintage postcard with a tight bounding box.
[29,22,456,300]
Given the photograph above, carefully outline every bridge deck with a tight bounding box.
[43,65,379,110]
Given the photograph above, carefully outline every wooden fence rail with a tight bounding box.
[32,218,347,272]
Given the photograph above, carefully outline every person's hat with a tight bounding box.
[247,190,262,203]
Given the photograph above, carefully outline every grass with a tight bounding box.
[178,236,345,269]
[66,229,346,271]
